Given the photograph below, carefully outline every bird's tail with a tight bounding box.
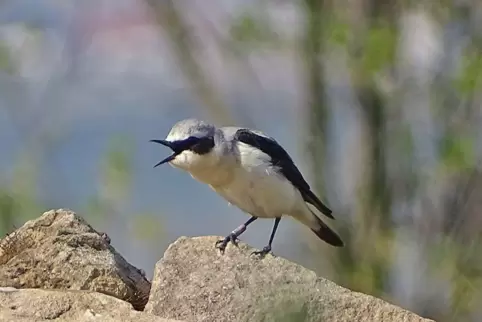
[295,208,344,247]
[310,214,344,247]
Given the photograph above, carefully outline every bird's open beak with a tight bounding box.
[150,139,178,167]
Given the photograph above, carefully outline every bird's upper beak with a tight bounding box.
[150,139,178,167]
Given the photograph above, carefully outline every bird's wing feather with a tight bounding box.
[233,129,334,219]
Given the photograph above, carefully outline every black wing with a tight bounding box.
[234,129,334,219]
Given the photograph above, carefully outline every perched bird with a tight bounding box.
[151,118,343,256]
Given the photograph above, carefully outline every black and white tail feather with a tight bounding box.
[309,209,343,247]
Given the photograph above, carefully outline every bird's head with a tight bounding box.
[151,119,217,171]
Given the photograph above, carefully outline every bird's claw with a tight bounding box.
[251,245,272,258]
[215,233,238,254]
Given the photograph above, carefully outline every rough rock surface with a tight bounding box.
[146,236,434,322]
[0,209,150,310]
[0,210,433,322]
[0,287,181,322]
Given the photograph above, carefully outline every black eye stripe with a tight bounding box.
[171,136,214,154]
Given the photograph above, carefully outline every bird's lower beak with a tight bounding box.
[153,154,177,167]
[150,139,178,167]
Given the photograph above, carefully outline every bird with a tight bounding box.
[150,118,343,256]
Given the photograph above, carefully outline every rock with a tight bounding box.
[0,287,182,322]
[0,210,434,321]
[0,209,150,310]
[146,236,434,322]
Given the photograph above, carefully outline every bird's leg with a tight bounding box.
[252,217,281,257]
[216,216,257,253]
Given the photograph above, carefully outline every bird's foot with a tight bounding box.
[215,233,239,254]
[251,245,272,258]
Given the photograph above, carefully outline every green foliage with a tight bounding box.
[337,229,393,299]
[99,136,133,203]
[0,42,15,74]
[455,49,482,94]
[130,212,165,242]
[440,135,475,171]
[428,238,482,321]
[360,26,397,75]
[0,190,17,236]
[103,137,133,195]
[85,136,134,226]
[0,156,42,236]
[325,19,350,47]
[229,11,281,50]
[0,189,40,236]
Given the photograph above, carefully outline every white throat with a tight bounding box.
[171,149,234,187]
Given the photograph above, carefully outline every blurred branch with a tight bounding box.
[353,1,397,229]
[196,8,267,129]
[302,0,328,192]
[144,0,234,126]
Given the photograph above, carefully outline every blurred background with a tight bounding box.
[0,0,481,321]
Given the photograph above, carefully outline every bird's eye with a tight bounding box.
[190,136,214,154]
[186,136,201,147]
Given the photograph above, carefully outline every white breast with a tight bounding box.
[211,143,300,218]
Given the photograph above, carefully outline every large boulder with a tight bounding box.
[0,209,150,310]
[145,236,434,322]
[0,287,181,322]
